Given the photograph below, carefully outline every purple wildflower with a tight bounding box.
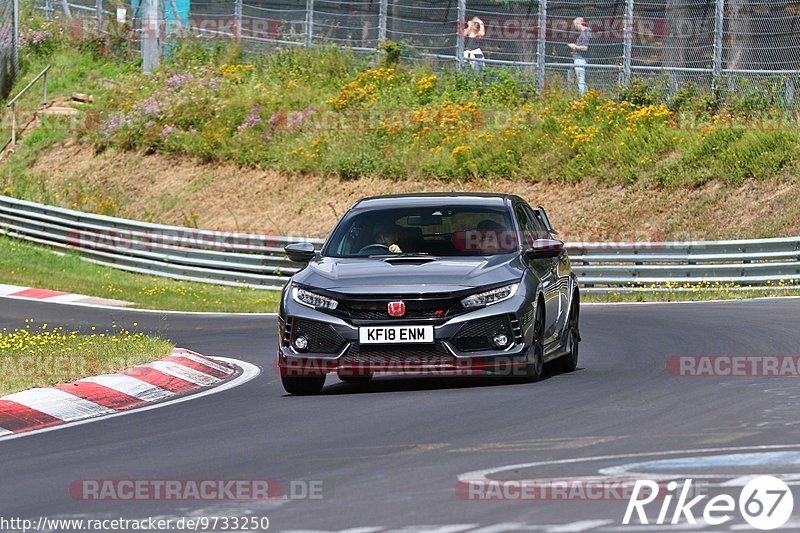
[101,113,127,139]
[165,73,194,89]
[268,111,285,131]
[161,124,176,140]
[134,97,163,118]
[238,105,263,132]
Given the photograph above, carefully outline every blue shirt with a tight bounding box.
[575,27,592,60]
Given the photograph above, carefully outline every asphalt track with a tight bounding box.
[1,297,800,532]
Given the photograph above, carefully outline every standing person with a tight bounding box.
[462,16,486,73]
[568,17,592,95]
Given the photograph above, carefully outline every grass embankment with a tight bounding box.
[5,19,800,200]
[0,237,281,312]
[86,46,800,187]
[0,321,173,395]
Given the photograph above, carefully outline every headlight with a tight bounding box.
[461,283,519,309]
[292,287,339,310]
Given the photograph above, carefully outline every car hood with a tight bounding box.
[291,254,524,294]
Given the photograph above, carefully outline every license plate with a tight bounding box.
[359,325,434,344]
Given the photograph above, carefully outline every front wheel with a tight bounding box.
[281,375,326,395]
[521,302,545,382]
[553,296,580,373]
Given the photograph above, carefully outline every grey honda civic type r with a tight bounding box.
[277,193,581,395]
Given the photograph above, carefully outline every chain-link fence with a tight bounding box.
[35,0,800,104]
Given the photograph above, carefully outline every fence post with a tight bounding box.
[60,0,72,18]
[12,0,19,78]
[305,0,314,47]
[456,0,465,67]
[536,0,547,93]
[96,0,103,21]
[378,0,388,44]
[44,0,53,20]
[11,101,17,146]
[712,0,724,92]
[141,0,161,73]
[234,0,243,38]
[622,0,633,87]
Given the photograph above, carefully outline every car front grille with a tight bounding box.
[340,341,455,368]
[290,318,346,354]
[451,315,514,352]
[340,294,463,321]
[349,308,445,320]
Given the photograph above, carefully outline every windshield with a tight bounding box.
[324,204,518,257]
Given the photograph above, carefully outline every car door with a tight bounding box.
[514,202,559,341]
[528,205,571,337]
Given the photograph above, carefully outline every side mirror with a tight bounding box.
[285,242,316,263]
[524,238,564,259]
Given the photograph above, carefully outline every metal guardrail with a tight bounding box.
[1,195,799,293]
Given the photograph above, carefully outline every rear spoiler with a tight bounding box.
[536,206,558,235]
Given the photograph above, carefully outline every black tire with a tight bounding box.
[553,296,580,373]
[522,301,545,382]
[281,375,326,395]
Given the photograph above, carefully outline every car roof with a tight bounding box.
[352,193,524,210]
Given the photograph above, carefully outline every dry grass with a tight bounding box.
[27,141,800,241]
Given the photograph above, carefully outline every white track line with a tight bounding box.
[3,388,113,420]
[546,521,615,532]
[583,295,800,306]
[0,293,279,315]
[0,357,260,443]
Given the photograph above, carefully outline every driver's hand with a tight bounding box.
[389,244,402,254]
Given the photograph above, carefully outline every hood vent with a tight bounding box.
[383,256,437,266]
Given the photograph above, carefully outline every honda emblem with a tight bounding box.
[387,301,405,317]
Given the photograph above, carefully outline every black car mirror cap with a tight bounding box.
[524,238,564,259]
[285,242,316,263]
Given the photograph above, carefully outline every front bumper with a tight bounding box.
[277,293,535,377]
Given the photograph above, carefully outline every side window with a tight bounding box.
[514,204,537,249]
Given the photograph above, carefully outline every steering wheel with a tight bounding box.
[358,243,390,255]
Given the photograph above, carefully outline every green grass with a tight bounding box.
[0,236,281,312]
[82,41,800,186]
[0,322,173,395]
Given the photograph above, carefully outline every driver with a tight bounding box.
[374,224,403,254]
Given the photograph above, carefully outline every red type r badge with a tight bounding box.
[387,301,406,317]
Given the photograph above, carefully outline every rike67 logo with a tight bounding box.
[624,476,794,530]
